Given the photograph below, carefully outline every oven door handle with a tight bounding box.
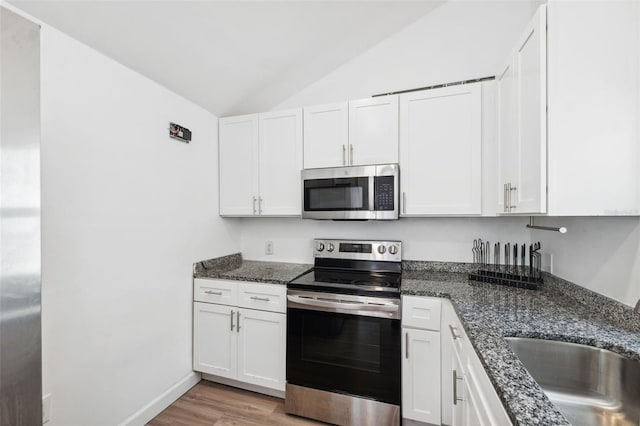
[287,294,399,313]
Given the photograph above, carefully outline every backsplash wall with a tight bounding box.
[237,216,640,308]
[534,216,640,307]
[238,217,530,264]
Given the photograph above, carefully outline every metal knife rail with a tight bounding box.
[469,239,543,290]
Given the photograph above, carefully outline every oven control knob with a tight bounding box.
[316,242,325,252]
[377,245,386,254]
[389,245,398,255]
[327,243,335,252]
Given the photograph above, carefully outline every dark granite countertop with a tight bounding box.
[401,264,640,426]
[194,253,312,285]
[193,255,640,424]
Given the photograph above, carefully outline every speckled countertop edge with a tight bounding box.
[194,253,312,285]
[402,260,640,426]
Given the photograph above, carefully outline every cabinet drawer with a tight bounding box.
[402,296,442,331]
[194,279,238,306]
[238,283,286,313]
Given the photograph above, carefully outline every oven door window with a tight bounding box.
[286,308,401,405]
[304,177,369,211]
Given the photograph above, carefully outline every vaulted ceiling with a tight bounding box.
[10,1,444,116]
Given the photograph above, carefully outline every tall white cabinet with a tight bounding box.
[497,1,640,216]
[218,109,302,216]
[497,5,547,215]
[399,84,482,216]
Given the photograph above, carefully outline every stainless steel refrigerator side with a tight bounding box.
[0,7,42,426]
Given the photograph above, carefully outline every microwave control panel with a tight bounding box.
[374,176,395,211]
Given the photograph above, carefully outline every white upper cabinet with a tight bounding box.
[348,95,399,165]
[303,102,348,168]
[546,0,640,215]
[498,2,640,216]
[259,109,303,216]
[399,84,482,216]
[218,109,302,217]
[219,114,259,216]
[514,5,547,214]
[497,5,547,215]
[496,60,517,214]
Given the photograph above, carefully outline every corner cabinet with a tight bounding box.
[219,109,302,217]
[441,300,511,426]
[497,2,639,216]
[497,5,547,215]
[399,84,482,216]
[193,279,286,392]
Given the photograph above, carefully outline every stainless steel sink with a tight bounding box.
[505,337,640,426]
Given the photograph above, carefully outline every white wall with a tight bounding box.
[534,217,640,307]
[39,26,239,425]
[239,217,530,264]
[275,0,538,110]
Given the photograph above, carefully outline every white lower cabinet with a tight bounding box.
[442,300,511,426]
[193,280,286,392]
[403,328,441,424]
[236,307,286,389]
[402,296,442,425]
[193,302,237,379]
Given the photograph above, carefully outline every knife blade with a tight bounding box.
[485,241,490,266]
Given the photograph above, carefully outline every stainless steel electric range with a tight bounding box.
[285,239,402,426]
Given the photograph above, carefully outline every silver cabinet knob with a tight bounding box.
[378,245,386,254]
[389,245,398,255]
[316,242,325,252]
[327,243,335,252]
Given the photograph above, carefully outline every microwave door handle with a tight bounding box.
[368,176,375,213]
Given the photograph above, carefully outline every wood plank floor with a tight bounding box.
[147,381,327,426]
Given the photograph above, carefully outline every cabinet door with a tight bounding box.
[348,96,399,165]
[496,58,517,214]
[402,328,441,424]
[258,109,303,216]
[513,5,547,214]
[219,114,259,216]
[303,102,348,168]
[236,308,286,391]
[400,85,481,216]
[193,302,237,379]
[451,350,465,426]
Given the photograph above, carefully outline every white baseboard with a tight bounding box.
[120,371,201,426]
[201,373,285,399]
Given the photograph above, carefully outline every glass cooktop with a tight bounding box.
[288,268,401,297]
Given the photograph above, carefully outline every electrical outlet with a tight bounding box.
[265,241,274,255]
[43,393,52,423]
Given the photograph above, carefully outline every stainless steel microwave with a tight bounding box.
[301,164,399,220]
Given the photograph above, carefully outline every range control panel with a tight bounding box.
[313,239,402,262]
